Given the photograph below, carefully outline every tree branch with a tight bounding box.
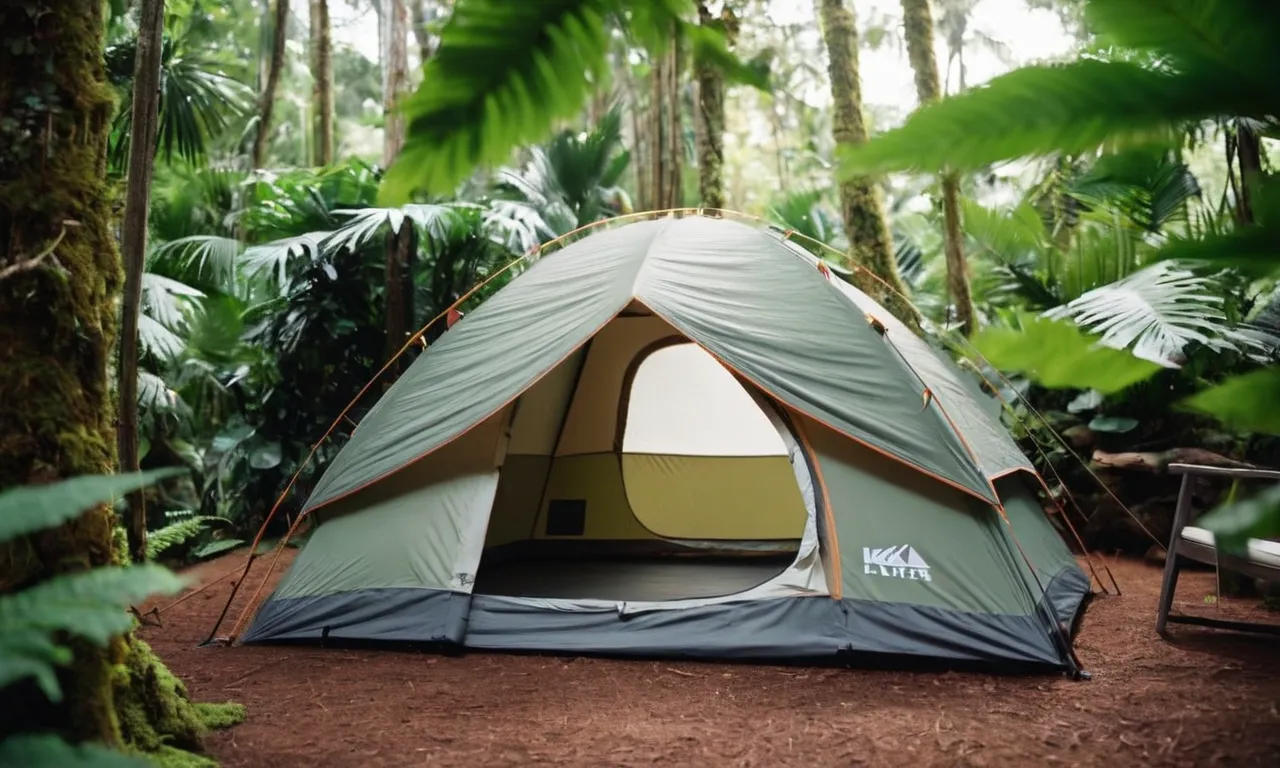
[0,221,76,282]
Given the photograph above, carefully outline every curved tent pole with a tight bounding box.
[203,243,542,645]
[207,208,721,645]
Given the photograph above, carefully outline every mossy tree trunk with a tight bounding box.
[118,0,167,565]
[0,2,216,754]
[817,0,918,330]
[695,2,737,210]
[310,0,334,166]
[253,0,290,168]
[900,0,976,336]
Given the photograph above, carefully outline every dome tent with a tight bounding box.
[238,213,1091,672]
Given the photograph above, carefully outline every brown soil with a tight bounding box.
[139,551,1280,767]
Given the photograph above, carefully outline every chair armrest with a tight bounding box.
[1167,463,1280,481]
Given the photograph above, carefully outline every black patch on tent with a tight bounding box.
[545,499,587,536]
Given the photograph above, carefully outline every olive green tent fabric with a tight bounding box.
[777,240,1034,482]
[799,414,1037,616]
[306,216,995,513]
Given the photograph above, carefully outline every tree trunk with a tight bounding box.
[817,0,917,329]
[695,3,736,210]
[253,0,290,168]
[382,0,414,369]
[649,50,666,210]
[310,0,334,166]
[901,0,976,335]
[409,0,436,64]
[118,0,167,564]
[1235,118,1263,225]
[0,2,211,754]
[665,32,682,209]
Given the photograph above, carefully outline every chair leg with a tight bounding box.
[1156,550,1181,637]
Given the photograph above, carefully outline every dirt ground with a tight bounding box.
[139,550,1280,767]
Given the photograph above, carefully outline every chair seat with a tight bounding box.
[1181,526,1280,571]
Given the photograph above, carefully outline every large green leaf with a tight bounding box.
[0,565,185,701]
[1086,0,1280,87]
[971,314,1162,393]
[381,0,618,203]
[1044,261,1237,365]
[837,60,1249,176]
[1181,367,1280,435]
[1196,482,1280,552]
[0,469,186,544]
[0,735,148,768]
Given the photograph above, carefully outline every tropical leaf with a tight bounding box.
[141,272,204,333]
[1195,482,1280,552]
[326,204,461,253]
[1044,261,1235,365]
[138,313,187,361]
[381,0,617,202]
[0,565,185,701]
[971,313,1162,393]
[837,59,1252,176]
[0,735,148,768]
[191,538,247,560]
[145,515,215,560]
[240,233,330,288]
[1085,0,1280,85]
[150,235,242,289]
[0,470,185,544]
[1180,366,1280,435]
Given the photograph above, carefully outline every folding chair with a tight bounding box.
[1156,462,1280,637]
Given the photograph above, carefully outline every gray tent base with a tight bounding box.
[240,567,1090,674]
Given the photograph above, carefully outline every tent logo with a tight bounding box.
[862,545,932,582]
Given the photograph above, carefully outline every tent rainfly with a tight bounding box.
[239,214,1092,672]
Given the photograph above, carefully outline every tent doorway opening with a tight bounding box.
[473,319,816,604]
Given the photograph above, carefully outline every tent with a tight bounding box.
[240,213,1091,672]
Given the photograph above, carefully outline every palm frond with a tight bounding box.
[240,233,330,288]
[381,0,617,202]
[837,59,1256,176]
[149,235,242,292]
[1044,261,1238,365]
[326,204,462,253]
[140,272,204,332]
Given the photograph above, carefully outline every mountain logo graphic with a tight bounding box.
[862,545,932,581]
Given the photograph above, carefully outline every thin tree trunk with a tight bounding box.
[409,0,435,64]
[1235,118,1262,224]
[901,0,976,335]
[0,1,209,752]
[310,0,334,166]
[665,32,682,209]
[649,51,666,209]
[253,0,290,168]
[118,0,167,563]
[382,0,414,367]
[695,2,736,210]
[817,0,917,329]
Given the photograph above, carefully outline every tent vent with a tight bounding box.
[545,499,587,536]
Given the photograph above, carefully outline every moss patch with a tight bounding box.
[194,702,247,731]
[115,637,206,752]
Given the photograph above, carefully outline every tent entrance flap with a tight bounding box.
[475,327,820,604]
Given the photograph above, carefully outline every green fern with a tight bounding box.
[145,515,214,560]
[0,468,184,544]
[0,735,148,767]
[0,474,187,706]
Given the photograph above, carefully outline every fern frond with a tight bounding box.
[838,60,1252,176]
[145,516,213,560]
[0,470,186,544]
[0,735,147,767]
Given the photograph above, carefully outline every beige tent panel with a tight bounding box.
[484,454,553,548]
[277,408,511,598]
[621,454,807,540]
[506,351,583,456]
[531,453,654,539]
[622,343,789,457]
[555,314,675,456]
